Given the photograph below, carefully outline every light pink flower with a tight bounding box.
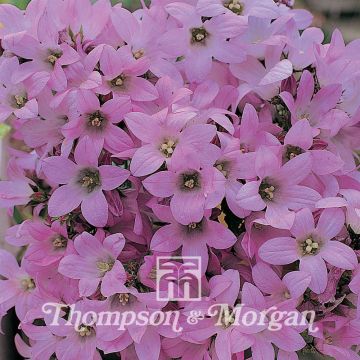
[59,231,127,297]
[259,208,358,294]
[42,136,129,227]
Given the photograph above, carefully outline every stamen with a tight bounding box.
[284,145,303,161]
[133,49,145,59]
[191,27,208,44]
[47,50,63,65]
[14,94,27,108]
[185,220,203,234]
[96,260,114,274]
[224,0,244,14]
[160,139,176,158]
[111,74,126,88]
[300,236,320,255]
[87,111,107,130]
[215,162,229,177]
[219,307,235,329]
[118,293,130,305]
[77,168,101,193]
[77,325,93,337]
[21,278,36,291]
[259,179,276,201]
[52,235,68,249]
[181,171,201,191]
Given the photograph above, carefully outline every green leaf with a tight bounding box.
[13,206,24,224]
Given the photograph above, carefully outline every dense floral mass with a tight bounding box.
[0,0,360,359]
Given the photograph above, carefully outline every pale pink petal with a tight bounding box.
[259,237,299,265]
[265,203,295,230]
[171,191,205,225]
[284,119,313,150]
[283,271,311,298]
[321,241,357,270]
[291,207,315,238]
[311,150,344,175]
[278,152,312,185]
[206,220,236,249]
[130,145,164,177]
[151,225,183,253]
[81,190,108,227]
[48,185,83,217]
[0,250,20,278]
[259,60,293,86]
[99,165,129,190]
[128,77,158,101]
[74,136,100,167]
[316,208,345,241]
[42,156,78,184]
[252,263,283,294]
[299,255,327,294]
[142,171,176,197]
[237,181,266,211]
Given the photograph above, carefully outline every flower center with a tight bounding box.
[47,50,63,65]
[180,171,201,191]
[87,111,107,130]
[21,278,36,291]
[133,49,145,59]
[118,293,130,305]
[284,145,303,161]
[284,290,291,299]
[187,220,203,232]
[191,27,208,44]
[96,260,114,274]
[77,168,101,193]
[215,161,229,178]
[220,306,235,329]
[52,235,68,249]
[14,94,27,108]
[111,74,126,88]
[224,0,244,14]
[77,325,93,337]
[148,267,157,280]
[259,179,276,201]
[160,139,177,158]
[300,236,320,256]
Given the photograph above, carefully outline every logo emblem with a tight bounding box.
[156,256,202,301]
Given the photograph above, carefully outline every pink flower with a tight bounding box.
[124,109,217,176]
[91,44,158,101]
[0,57,38,121]
[230,54,293,103]
[0,250,41,320]
[280,70,342,128]
[62,90,132,155]
[252,262,311,305]
[143,162,226,225]
[3,14,79,93]
[150,205,236,271]
[259,208,358,294]
[237,148,321,229]
[42,136,129,227]
[160,3,245,81]
[24,220,72,267]
[58,231,127,297]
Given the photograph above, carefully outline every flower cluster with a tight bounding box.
[0,0,360,359]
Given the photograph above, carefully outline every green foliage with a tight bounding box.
[0,0,30,9]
